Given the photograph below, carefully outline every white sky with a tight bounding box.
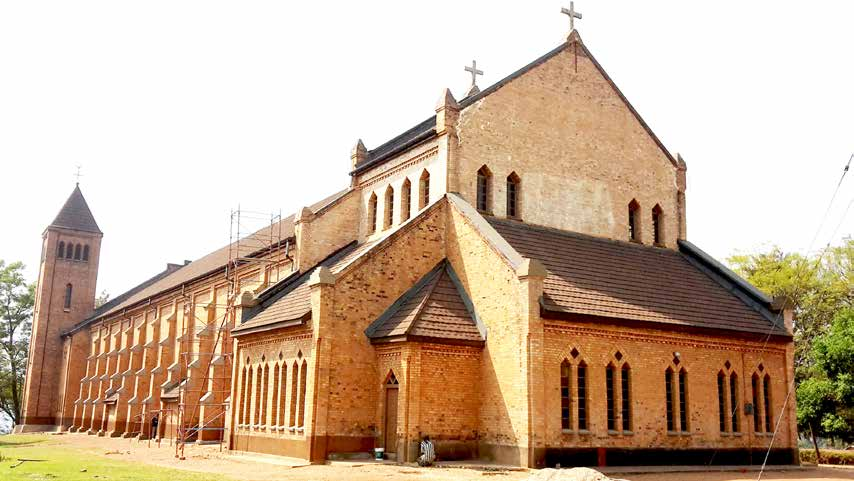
[1,1,853,299]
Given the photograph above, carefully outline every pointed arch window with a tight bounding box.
[717,371,727,432]
[289,360,299,428]
[730,372,739,432]
[401,178,412,222]
[82,245,90,262]
[752,373,761,432]
[506,172,521,218]
[64,283,73,309]
[298,359,308,428]
[560,360,571,430]
[476,166,492,213]
[384,185,395,230]
[628,199,641,242]
[57,241,65,259]
[419,170,430,209]
[74,244,82,260]
[652,204,664,245]
[577,361,588,430]
[606,363,616,431]
[763,374,772,432]
[621,363,632,431]
[368,192,378,234]
[665,368,675,431]
[240,366,248,427]
[254,364,264,426]
[261,363,270,427]
[678,368,689,432]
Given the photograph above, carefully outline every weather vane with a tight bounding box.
[74,165,83,184]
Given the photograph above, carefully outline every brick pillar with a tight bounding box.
[307,266,335,463]
[435,88,460,195]
[516,258,548,468]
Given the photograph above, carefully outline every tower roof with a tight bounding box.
[49,184,102,234]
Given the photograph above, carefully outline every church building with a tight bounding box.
[18,19,798,468]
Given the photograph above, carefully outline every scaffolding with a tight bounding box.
[169,207,286,459]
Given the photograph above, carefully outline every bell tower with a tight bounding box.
[19,184,102,430]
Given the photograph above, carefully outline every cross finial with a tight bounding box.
[464,60,483,89]
[74,165,83,185]
[561,2,582,32]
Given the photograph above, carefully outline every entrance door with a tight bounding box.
[384,387,399,453]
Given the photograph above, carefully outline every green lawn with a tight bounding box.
[0,434,229,481]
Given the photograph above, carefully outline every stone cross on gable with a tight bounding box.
[561,2,582,32]
[464,60,483,88]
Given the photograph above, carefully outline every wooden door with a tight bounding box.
[384,387,399,453]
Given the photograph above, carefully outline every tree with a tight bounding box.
[728,244,852,378]
[0,260,34,425]
[95,290,110,309]
[797,308,854,458]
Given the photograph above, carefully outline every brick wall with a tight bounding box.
[453,43,681,248]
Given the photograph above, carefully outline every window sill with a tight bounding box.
[667,431,691,436]
[477,209,494,216]
[629,239,643,245]
[607,430,620,436]
[64,308,71,313]
[653,242,667,248]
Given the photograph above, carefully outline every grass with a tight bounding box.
[0,434,230,481]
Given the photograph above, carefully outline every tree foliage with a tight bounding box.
[729,242,854,447]
[0,260,34,425]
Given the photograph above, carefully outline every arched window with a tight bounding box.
[64,284,73,309]
[419,170,430,209]
[621,363,632,431]
[254,364,263,426]
[298,359,308,428]
[717,371,726,432]
[678,368,689,432]
[57,241,65,259]
[652,204,664,245]
[368,192,378,234]
[244,362,253,426]
[277,362,286,428]
[239,366,247,427]
[401,178,412,222]
[66,243,75,259]
[261,363,270,427]
[752,373,761,432]
[560,360,571,430]
[730,372,739,432]
[82,245,90,262]
[763,374,772,432]
[606,363,616,431]
[665,367,675,431]
[384,185,395,230]
[289,360,299,428]
[74,244,82,260]
[506,172,521,218]
[577,361,588,430]
[628,199,641,242]
[476,166,492,213]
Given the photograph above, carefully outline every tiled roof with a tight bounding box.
[365,260,485,346]
[488,218,786,337]
[75,189,349,330]
[50,184,101,234]
[233,241,362,336]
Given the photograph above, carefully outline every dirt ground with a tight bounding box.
[24,433,854,481]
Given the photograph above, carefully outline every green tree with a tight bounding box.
[728,244,852,377]
[0,260,34,425]
[797,308,854,458]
